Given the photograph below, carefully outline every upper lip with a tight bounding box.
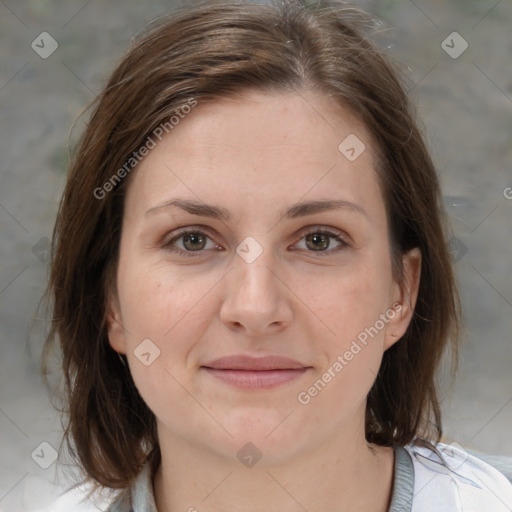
[202,355,310,371]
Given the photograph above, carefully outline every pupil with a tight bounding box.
[184,232,205,250]
[307,233,328,251]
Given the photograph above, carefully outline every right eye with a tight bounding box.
[163,228,222,257]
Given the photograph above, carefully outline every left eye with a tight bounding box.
[163,227,348,257]
[294,229,348,254]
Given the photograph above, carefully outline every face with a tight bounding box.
[107,89,421,465]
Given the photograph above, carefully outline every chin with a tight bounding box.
[213,408,310,463]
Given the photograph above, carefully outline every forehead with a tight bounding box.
[124,89,385,224]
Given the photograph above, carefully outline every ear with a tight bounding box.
[384,247,421,350]
[106,292,128,355]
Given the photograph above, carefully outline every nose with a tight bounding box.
[219,242,293,337]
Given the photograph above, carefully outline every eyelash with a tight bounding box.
[162,226,349,258]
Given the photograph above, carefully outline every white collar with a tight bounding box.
[405,441,512,511]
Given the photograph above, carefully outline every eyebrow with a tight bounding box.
[145,197,368,221]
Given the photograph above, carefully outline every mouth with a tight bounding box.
[201,355,312,389]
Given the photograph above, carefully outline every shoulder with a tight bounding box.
[465,448,512,483]
[45,464,155,512]
[404,441,512,511]
[105,490,131,512]
[32,483,119,512]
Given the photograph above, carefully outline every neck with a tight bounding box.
[153,425,395,512]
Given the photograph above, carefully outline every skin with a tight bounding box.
[107,89,421,512]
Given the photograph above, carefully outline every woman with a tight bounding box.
[43,1,512,510]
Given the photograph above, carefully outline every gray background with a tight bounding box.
[0,0,511,510]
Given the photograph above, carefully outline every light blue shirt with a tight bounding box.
[103,442,512,511]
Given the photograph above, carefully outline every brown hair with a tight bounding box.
[42,0,461,491]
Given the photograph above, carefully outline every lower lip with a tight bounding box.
[202,367,309,389]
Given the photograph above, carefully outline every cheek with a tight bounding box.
[117,263,215,417]
[313,257,393,340]
[117,259,222,382]
[304,254,393,404]
[300,267,391,411]
[118,259,204,335]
